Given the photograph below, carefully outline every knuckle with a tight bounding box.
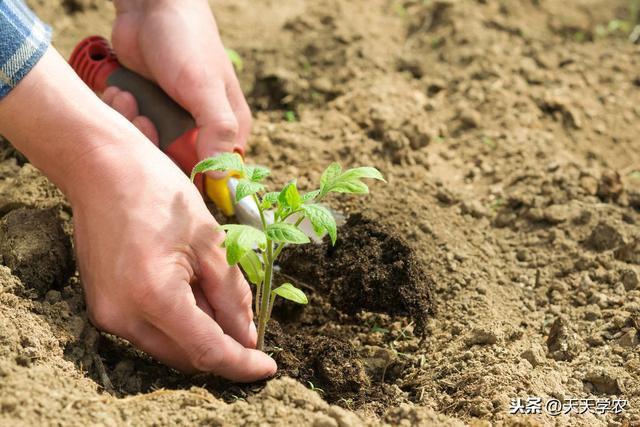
[176,65,209,92]
[190,339,224,372]
[211,117,239,142]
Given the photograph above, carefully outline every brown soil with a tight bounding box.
[1,0,639,426]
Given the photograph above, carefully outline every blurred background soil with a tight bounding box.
[1,0,639,425]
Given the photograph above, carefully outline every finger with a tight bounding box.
[198,247,257,348]
[224,74,252,151]
[184,79,238,159]
[143,284,276,382]
[111,90,139,121]
[125,320,195,373]
[132,116,160,146]
[191,282,215,319]
[101,86,121,106]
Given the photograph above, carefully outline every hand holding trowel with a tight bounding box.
[69,36,275,231]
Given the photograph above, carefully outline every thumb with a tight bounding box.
[187,80,240,161]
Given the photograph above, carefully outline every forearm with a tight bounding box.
[0,46,139,203]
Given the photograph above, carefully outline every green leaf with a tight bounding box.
[326,179,369,194]
[260,191,279,210]
[272,282,308,304]
[301,190,320,203]
[225,48,243,72]
[235,179,264,202]
[238,250,264,285]
[191,153,243,181]
[284,111,297,122]
[278,181,301,210]
[219,224,266,265]
[302,204,337,245]
[265,222,310,244]
[263,192,279,204]
[319,164,385,196]
[340,167,385,182]
[320,163,342,191]
[245,165,270,182]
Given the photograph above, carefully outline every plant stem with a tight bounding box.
[252,194,268,229]
[273,216,305,260]
[256,239,273,351]
[266,293,277,325]
[252,193,271,350]
[255,278,262,318]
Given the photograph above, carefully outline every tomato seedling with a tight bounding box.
[191,153,385,350]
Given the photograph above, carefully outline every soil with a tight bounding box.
[1,0,639,426]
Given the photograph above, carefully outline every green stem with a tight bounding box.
[252,193,271,350]
[253,194,268,229]
[273,216,305,260]
[256,239,273,351]
[254,278,262,318]
[266,292,277,325]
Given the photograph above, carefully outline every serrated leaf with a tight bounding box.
[272,282,308,304]
[319,164,385,196]
[191,153,243,181]
[261,192,279,210]
[278,181,301,210]
[302,204,337,245]
[320,163,342,192]
[219,224,266,265]
[327,179,370,194]
[301,190,320,203]
[263,192,279,204]
[238,250,264,285]
[339,167,385,182]
[235,179,264,202]
[245,165,270,182]
[265,222,310,244]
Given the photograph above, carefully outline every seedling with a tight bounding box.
[284,110,297,122]
[225,48,243,72]
[191,153,385,350]
[307,381,325,395]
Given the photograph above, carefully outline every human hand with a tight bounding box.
[107,0,251,160]
[71,133,276,381]
[0,47,275,382]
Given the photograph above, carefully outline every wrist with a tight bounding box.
[0,46,141,204]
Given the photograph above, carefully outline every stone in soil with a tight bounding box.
[546,317,585,361]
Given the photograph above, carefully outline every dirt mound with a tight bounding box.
[279,213,434,335]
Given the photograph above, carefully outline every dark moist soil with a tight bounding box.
[263,213,434,409]
[278,213,434,335]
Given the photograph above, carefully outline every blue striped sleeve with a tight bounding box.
[0,0,51,99]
